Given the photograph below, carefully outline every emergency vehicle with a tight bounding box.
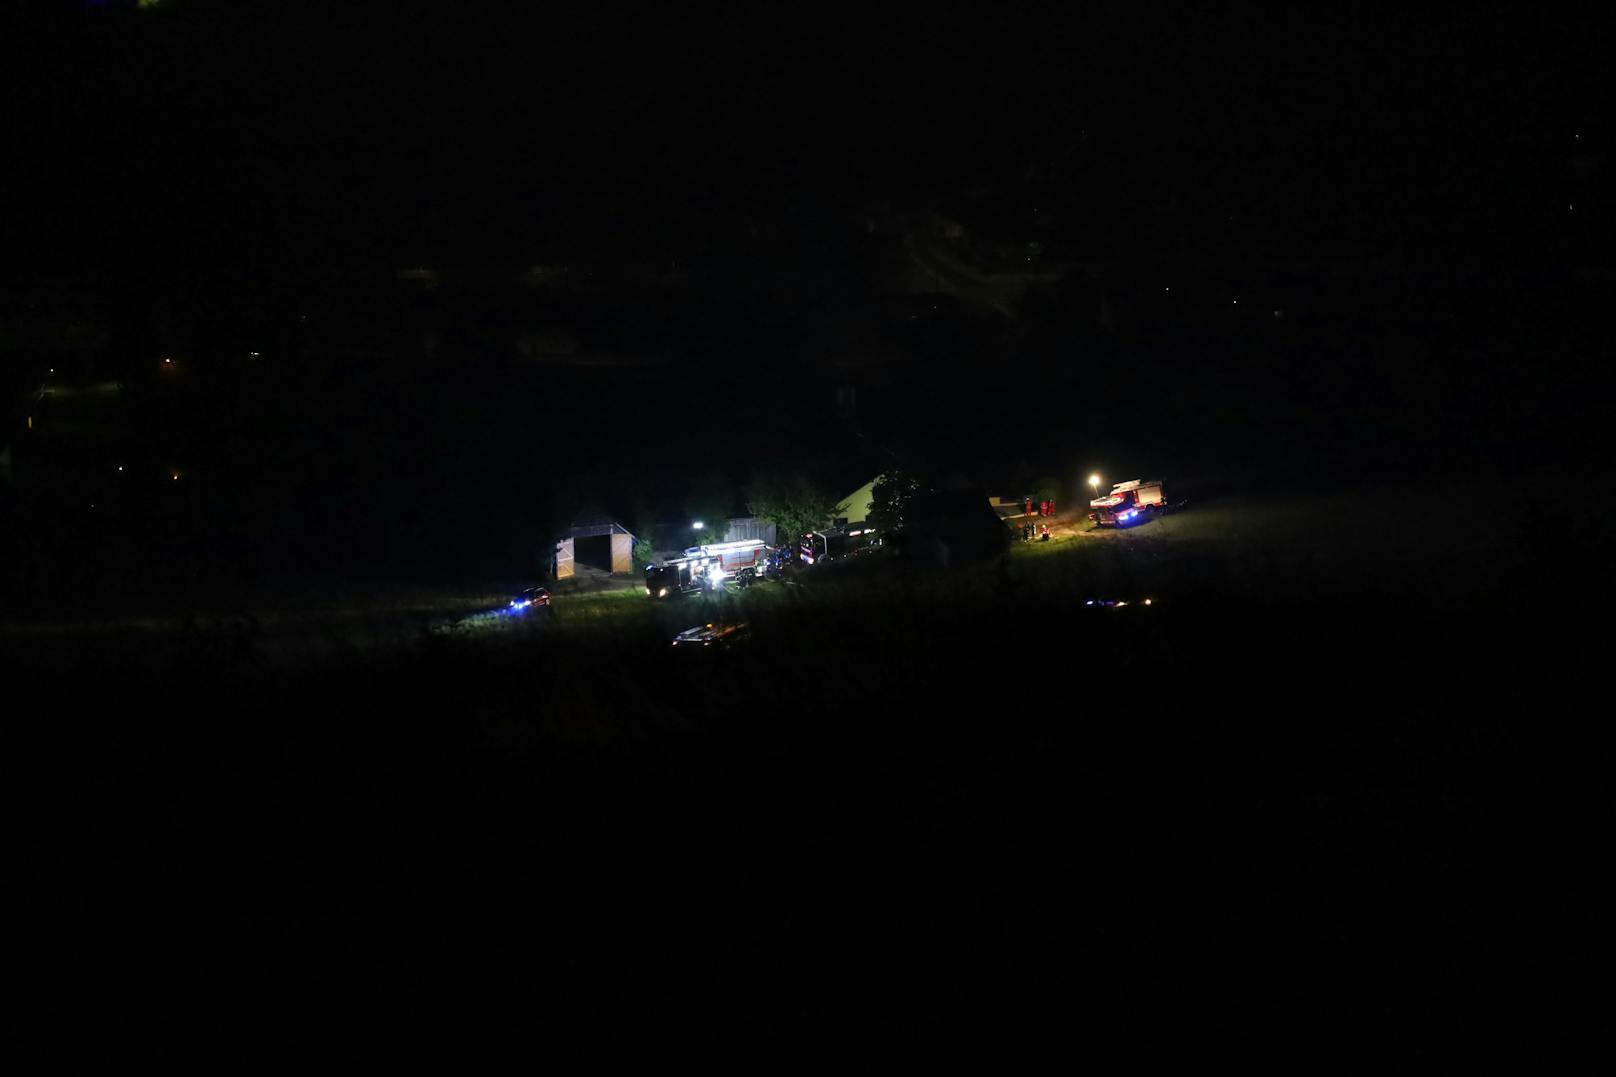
[799,525,879,566]
[1088,479,1166,527]
[644,539,770,599]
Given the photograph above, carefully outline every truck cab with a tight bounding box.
[645,560,699,599]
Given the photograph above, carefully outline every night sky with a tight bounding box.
[8,5,1605,276]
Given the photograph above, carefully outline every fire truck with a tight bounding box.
[1088,479,1166,527]
[799,525,879,566]
[644,539,770,599]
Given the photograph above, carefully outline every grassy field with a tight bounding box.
[8,464,1607,689]
[1005,477,1598,609]
[5,472,1588,675]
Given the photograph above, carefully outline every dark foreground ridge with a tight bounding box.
[17,558,1591,1072]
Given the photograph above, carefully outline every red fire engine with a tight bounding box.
[1088,479,1166,527]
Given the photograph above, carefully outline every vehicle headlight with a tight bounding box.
[659,587,669,598]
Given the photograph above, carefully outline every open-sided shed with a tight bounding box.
[554,518,635,579]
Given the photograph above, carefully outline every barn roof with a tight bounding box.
[561,516,635,540]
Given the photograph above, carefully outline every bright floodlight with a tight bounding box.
[692,521,704,529]
[1088,474,1101,488]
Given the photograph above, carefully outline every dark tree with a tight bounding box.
[868,469,924,536]
[747,471,847,545]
